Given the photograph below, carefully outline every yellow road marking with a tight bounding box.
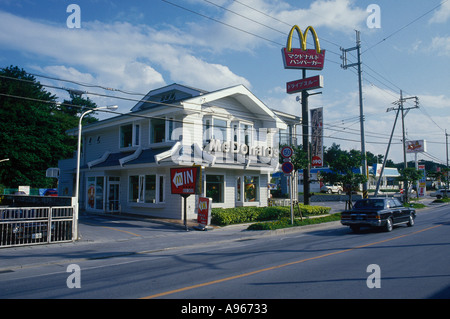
[83,222,142,237]
[141,224,443,299]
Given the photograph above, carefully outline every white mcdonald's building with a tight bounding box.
[58,84,289,221]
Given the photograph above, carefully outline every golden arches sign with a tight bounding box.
[281,25,325,70]
[286,25,321,53]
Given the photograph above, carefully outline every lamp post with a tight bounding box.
[74,105,118,240]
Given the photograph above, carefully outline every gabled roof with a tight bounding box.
[181,84,287,129]
[130,83,207,112]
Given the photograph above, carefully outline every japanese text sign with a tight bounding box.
[286,75,323,94]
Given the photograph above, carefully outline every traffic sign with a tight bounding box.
[281,146,294,159]
[311,155,323,168]
[281,161,294,174]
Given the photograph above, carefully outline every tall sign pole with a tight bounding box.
[301,69,311,205]
[282,25,325,206]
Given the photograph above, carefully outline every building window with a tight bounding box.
[159,175,164,203]
[120,123,140,148]
[129,175,164,203]
[203,117,228,144]
[236,177,241,202]
[206,175,224,203]
[244,176,259,202]
[240,123,253,148]
[150,118,166,143]
[145,175,156,203]
[87,176,104,210]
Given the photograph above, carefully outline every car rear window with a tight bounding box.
[354,199,385,209]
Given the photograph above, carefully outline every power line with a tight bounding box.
[362,0,449,54]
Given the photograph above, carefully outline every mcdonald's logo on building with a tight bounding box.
[282,25,326,70]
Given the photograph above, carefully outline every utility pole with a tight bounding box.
[341,30,368,198]
[446,130,449,192]
[393,91,419,202]
[374,107,401,196]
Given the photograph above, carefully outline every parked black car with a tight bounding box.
[341,197,416,232]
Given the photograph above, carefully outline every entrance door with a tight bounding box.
[107,177,120,213]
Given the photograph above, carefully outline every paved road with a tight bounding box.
[0,201,448,304]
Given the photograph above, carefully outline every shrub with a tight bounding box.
[211,205,331,226]
[247,214,341,231]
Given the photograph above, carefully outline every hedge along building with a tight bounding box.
[58,83,288,220]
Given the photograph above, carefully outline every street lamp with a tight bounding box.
[74,105,118,239]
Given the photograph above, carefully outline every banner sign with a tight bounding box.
[197,197,212,226]
[281,25,326,70]
[170,167,201,195]
[406,140,426,153]
[286,75,323,94]
[418,164,426,197]
[310,107,324,168]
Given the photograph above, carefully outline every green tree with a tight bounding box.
[0,65,97,188]
[397,167,423,201]
[322,144,367,208]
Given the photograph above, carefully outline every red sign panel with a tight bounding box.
[170,167,200,195]
[282,48,326,70]
[311,156,323,168]
[197,197,212,226]
[286,75,323,94]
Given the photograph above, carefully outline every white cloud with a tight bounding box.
[430,36,450,57]
[0,10,250,98]
[429,1,450,23]
[188,0,367,53]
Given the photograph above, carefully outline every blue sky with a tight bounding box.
[0,0,449,165]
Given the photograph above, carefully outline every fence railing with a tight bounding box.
[0,206,74,248]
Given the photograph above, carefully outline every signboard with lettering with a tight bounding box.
[170,167,201,195]
[197,197,212,226]
[286,75,323,94]
[282,48,326,70]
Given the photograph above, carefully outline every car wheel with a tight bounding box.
[436,195,442,199]
[327,189,332,194]
[384,218,393,232]
[407,214,415,227]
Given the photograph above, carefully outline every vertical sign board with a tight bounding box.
[171,167,201,230]
[310,107,323,168]
[197,197,212,226]
[418,164,426,197]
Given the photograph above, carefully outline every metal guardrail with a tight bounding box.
[0,206,74,248]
